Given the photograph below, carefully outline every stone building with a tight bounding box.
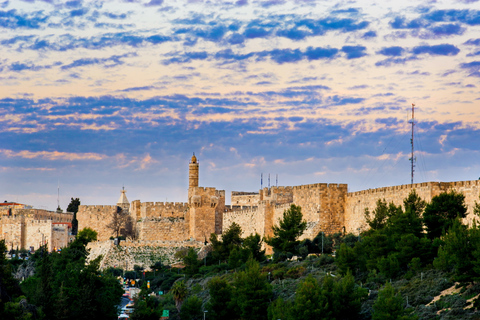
[0,205,74,252]
[77,154,480,254]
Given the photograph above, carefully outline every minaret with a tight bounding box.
[188,153,199,199]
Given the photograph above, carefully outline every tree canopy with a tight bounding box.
[265,204,307,258]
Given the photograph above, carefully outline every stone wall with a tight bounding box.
[188,187,225,241]
[77,205,118,241]
[136,217,188,241]
[0,215,25,250]
[260,186,294,204]
[130,201,189,220]
[87,239,204,270]
[344,180,480,234]
[231,192,260,206]
[25,220,52,251]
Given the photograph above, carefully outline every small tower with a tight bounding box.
[117,187,130,213]
[188,153,199,199]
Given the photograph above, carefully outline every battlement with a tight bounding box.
[79,205,118,210]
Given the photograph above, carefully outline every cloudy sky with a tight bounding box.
[1,0,479,210]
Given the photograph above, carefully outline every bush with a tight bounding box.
[285,266,306,279]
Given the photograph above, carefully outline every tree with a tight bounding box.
[423,191,467,239]
[210,222,243,262]
[372,282,417,320]
[171,280,188,314]
[183,248,200,275]
[0,240,23,316]
[106,206,135,239]
[265,204,307,257]
[179,295,203,320]
[206,277,235,320]
[67,198,80,235]
[233,258,273,320]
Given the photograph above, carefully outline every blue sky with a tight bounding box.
[1,0,480,210]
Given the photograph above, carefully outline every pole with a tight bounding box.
[409,103,415,185]
[321,232,324,254]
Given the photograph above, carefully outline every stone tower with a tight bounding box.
[187,154,226,241]
[188,153,199,200]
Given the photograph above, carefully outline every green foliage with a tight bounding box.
[21,236,123,320]
[365,199,390,230]
[171,280,188,313]
[209,223,265,268]
[0,240,24,316]
[179,295,203,320]
[269,272,367,320]
[183,248,201,275]
[372,282,417,320]
[76,227,97,244]
[67,198,80,235]
[233,258,273,320]
[210,222,242,262]
[130,296,162,320]
[423,190,467,240]
[434,219,480,282]
[265,204,307,258]
[206,276,235,320]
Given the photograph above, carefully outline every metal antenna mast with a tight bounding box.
[409,103,416,184]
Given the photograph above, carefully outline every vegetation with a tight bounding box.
[265,204,307,260]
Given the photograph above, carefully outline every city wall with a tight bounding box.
[136,217,188,241]
[231,192,260,206]
[77,205,118,241]
[344,180,480,233]
[130,201,189,220]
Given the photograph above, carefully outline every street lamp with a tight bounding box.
[203,310,208,320]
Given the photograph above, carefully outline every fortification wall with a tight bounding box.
[223,206,265,238]
[87,239,204,270]
[231,192,260,206]
[132,201,189,219]
[0,215,24,250]
[25,220,53,251]
[293,183,347,236]
[188,187,225,241]
[344,180,480,233]
[136,217,188,241]
[77,205,118,241]
[260,186,293,204]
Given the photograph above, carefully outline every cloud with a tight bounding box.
[0,9,48,29]
[412,44,460,56]
[145,0,164,6]
[460,61,480,77]
[0,149,107,161]
[377,46,405,57]
[341,45,367,59]
[60,52,135,70]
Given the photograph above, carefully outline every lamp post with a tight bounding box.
[203,310,208,320]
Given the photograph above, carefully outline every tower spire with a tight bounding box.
[409,103,416,185]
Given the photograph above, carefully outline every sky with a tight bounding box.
[1,0,480,211]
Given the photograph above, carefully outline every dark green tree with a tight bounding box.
[67,198,81,235]
[210,222,243,262]
[372,282,417,320]
[179,295,203,320]
[171,280,188,314]
[183,248,200,275]
[206,277,235,320]
[423,191,467,239]
[0,240,23,316]
[233,258,273,320]
[265,204,307,257]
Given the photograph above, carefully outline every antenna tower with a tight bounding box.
[409,103,416,184]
